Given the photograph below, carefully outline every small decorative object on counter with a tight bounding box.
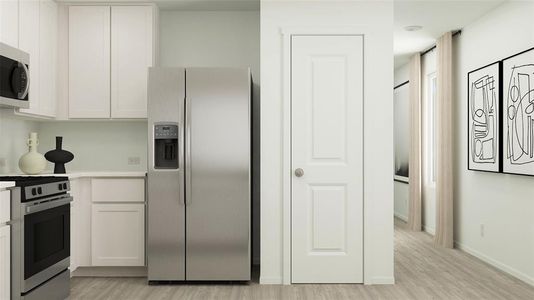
[45,136,74,174]
[18,132,47,175]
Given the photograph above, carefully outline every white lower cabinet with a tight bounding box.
[91,203,145,266]
[0,225,10,300]
[69,180,78,273]
[69,176,145,271]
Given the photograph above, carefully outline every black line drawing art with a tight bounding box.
[467,62,500,173]
[505,65,534,165]
[471,75,497,162]
[503,47,534,176]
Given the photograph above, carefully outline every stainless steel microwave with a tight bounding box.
[0,42,29,108]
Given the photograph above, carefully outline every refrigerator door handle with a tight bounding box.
[185,96,192,206]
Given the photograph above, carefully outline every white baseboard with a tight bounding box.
[394,213,408,222]
[366,276,395,285]
[423,225,435,235]
[72,266,147,277]
[259,276,283,284]
[455,241,534,287]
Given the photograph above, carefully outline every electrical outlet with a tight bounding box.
[480,224,485,237]
[128,157,141,165]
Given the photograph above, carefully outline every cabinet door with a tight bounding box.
[0,0,18,48]
[111,6,153,119]
[38,0,57,117]
[18,0,40,114]
[68,6,110,118]
[0,225,10,300]
[92,203,145,266]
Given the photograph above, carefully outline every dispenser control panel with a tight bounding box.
[155,125,178,139]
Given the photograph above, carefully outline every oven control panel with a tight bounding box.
[24,181,70,201]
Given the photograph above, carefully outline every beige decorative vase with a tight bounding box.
[19,132,47,175]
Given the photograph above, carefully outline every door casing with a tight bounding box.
[281,27,369,285]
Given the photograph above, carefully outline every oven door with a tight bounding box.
[23,197,71,293]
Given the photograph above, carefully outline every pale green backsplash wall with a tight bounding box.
[37,121,147,173]
[0,111,147,174]
[0,111,39,174]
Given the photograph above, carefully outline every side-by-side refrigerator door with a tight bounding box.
[185,68,251,281]
[147,68,186,281]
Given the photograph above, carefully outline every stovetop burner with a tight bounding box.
[0,176,68,187]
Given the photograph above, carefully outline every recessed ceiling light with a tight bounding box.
[404,25,423,32]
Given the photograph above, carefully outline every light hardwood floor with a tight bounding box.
[70,219,534,299]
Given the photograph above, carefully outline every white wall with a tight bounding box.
[393,181,409,221]
[159,10,259,77]
[394,63,409,87]
[159,10,262,265]
[261,0,394,284]
[394,64,410,221]
[0,111,39,174]
[454,1,534,285]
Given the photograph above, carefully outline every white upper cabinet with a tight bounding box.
[18,0,40,114]
[38,0,57,117]
[0,0,19,48]
[18,0,58,118]
[111,6,153,118]
[68,6,111,118]
[68,5,154,119]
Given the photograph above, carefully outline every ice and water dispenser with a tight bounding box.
[154,124,179,169]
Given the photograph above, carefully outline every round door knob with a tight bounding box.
[294,168,304,177]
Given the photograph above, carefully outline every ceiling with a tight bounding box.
[57,0,260,11]
[394,0,505,69]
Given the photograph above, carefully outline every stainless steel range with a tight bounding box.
[0,176,71,300]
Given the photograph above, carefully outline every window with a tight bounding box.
[427,73,437,183]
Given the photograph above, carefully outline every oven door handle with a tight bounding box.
[23,196,73,215]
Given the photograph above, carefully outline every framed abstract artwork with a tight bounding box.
[467,61,501,173]
[502,47,534,176]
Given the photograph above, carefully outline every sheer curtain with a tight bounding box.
[435,32,454,248]
[408,54,422,231]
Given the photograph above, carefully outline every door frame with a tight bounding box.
[281,26,369,285]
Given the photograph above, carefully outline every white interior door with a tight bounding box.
[291,35,363,283]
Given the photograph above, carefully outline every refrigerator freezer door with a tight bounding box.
[147,68,186,281]
[185,68,251,280]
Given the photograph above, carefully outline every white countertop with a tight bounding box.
[1,171,146,179]
[64,171,146,179]
[0,181,15,190]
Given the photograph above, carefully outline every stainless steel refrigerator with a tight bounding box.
[147,68,251,282]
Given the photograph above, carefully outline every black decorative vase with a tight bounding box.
[45,137,74,174]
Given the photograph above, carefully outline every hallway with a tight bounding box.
[70,219,534,299]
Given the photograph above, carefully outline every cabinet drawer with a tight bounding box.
[0,191,10,224]
[91,178,145,203]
